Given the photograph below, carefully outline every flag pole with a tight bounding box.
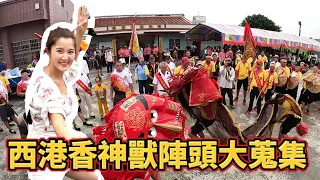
[128,50,131,70]
[128,14,136,71]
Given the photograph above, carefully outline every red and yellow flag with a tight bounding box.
[129,17,140,57]
[243,22,256,61]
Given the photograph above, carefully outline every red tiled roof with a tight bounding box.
[95,15,192,27]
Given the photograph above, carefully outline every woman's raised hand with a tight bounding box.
[76,6,89,34]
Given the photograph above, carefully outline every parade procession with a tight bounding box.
[1,0,320,180]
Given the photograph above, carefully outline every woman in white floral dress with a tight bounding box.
[25,6,103,180]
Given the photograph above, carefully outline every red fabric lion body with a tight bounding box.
[93,94,189,180]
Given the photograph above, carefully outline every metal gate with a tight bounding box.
[0,45,4,63]
[12,38,40,67]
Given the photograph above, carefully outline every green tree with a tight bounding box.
[240,14,282,32]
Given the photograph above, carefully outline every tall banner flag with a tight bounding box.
[129,17,140,57]
[243,22,256,62]
[128,16,140,68]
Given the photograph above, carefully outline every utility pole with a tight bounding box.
[297,21,302,57]
[298,21,302,36]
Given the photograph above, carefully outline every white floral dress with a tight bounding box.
[27,60,88,180]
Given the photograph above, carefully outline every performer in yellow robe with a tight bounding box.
[275,59,291,94]
[298,66,320,115]
[287,65,303,100]
[260,62,278,104]
[245,59,266,115]
[234,57,252,105]
[174,57,190,78]
[201,55,216,77]
[94,76,109,120]
[243,93,307,140]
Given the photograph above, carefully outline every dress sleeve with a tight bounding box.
[33,78,67,128]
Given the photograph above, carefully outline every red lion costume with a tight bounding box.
[93,94,189,180]
[169,66,308,143]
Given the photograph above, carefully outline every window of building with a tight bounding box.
[169,39,180,50]
[54,0,64,7]
[12,39,40,67]
[0,45,4,63]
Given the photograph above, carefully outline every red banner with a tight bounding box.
[253,69,264,92]
[110,74,131,97]
[243,22,256,61]
[154,72,171,95]
[76,80,91,95]
[166,66,174,77]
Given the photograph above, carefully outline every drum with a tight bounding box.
[305,74,320,94]
[275,67,287,87]
[287,73,300,90]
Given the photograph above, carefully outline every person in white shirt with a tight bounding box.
[287,51,292,61]
[81,59,90,75]
[219,58,235,109]
[105,47,114,73]
[118,58,132,78]
[110,60,134,106]
[165,55,176,74]
[272,55,281,67]
[76,73,95,119]
[312,54,318,65]
[292,54,297,64]
[153,62,171,96]
[83,51,88,61]
[139,47,143,58]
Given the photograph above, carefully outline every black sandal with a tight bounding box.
[83,121,93,127]
[74,125,81,131]
[9,129,16,134]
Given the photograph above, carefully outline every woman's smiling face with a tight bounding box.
[47,37,76,72]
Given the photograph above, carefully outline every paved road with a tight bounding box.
[0,64,319,180]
